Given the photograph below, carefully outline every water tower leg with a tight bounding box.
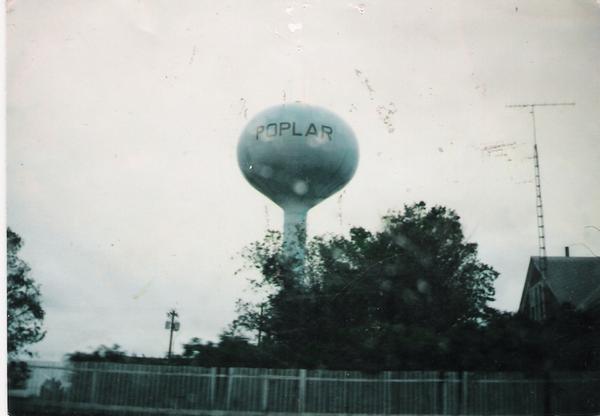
[283,207,308,280]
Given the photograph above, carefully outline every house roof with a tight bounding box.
[530,256,600,310]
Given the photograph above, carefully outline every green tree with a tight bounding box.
[234,202,498,370]
[68,344,128,362]
[181,334,278,368]
[7,228,45,357]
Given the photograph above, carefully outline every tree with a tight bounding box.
[68,344,128,363]
[7,228,45,357]
[233,202,498,370]
[181,334,278,368]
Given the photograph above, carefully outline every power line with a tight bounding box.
[567,243,599,258]
[506,102,575,109]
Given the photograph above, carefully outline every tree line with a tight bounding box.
[8,203,600,381]
[68,203,600,372]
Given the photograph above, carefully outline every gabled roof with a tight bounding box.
[522,256,600,311]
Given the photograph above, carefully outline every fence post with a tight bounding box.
[261,370,269,412]
[543,372,551,416]
[298,369,307,414]
[442,371,449,415]
[226,368,234,410]
[383,371,391,414]
[209,368,216,409]
[442,373,454,415]
[89,368,98,404]
[461,371,469,415]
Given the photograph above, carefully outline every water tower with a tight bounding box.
[237,103,359,277]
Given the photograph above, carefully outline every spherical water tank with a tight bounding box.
[238,103,359,211]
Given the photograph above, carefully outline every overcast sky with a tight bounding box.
[7,0,600,361]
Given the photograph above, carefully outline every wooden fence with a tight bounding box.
[8,361,600,415]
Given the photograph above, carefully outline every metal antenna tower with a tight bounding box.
[506,102,575,273]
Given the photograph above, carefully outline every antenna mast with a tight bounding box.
[506,102,575,273]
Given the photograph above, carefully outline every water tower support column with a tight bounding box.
[283,206,308,276]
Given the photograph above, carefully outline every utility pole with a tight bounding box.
[506,102,575,274]
[165,309,180,359]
